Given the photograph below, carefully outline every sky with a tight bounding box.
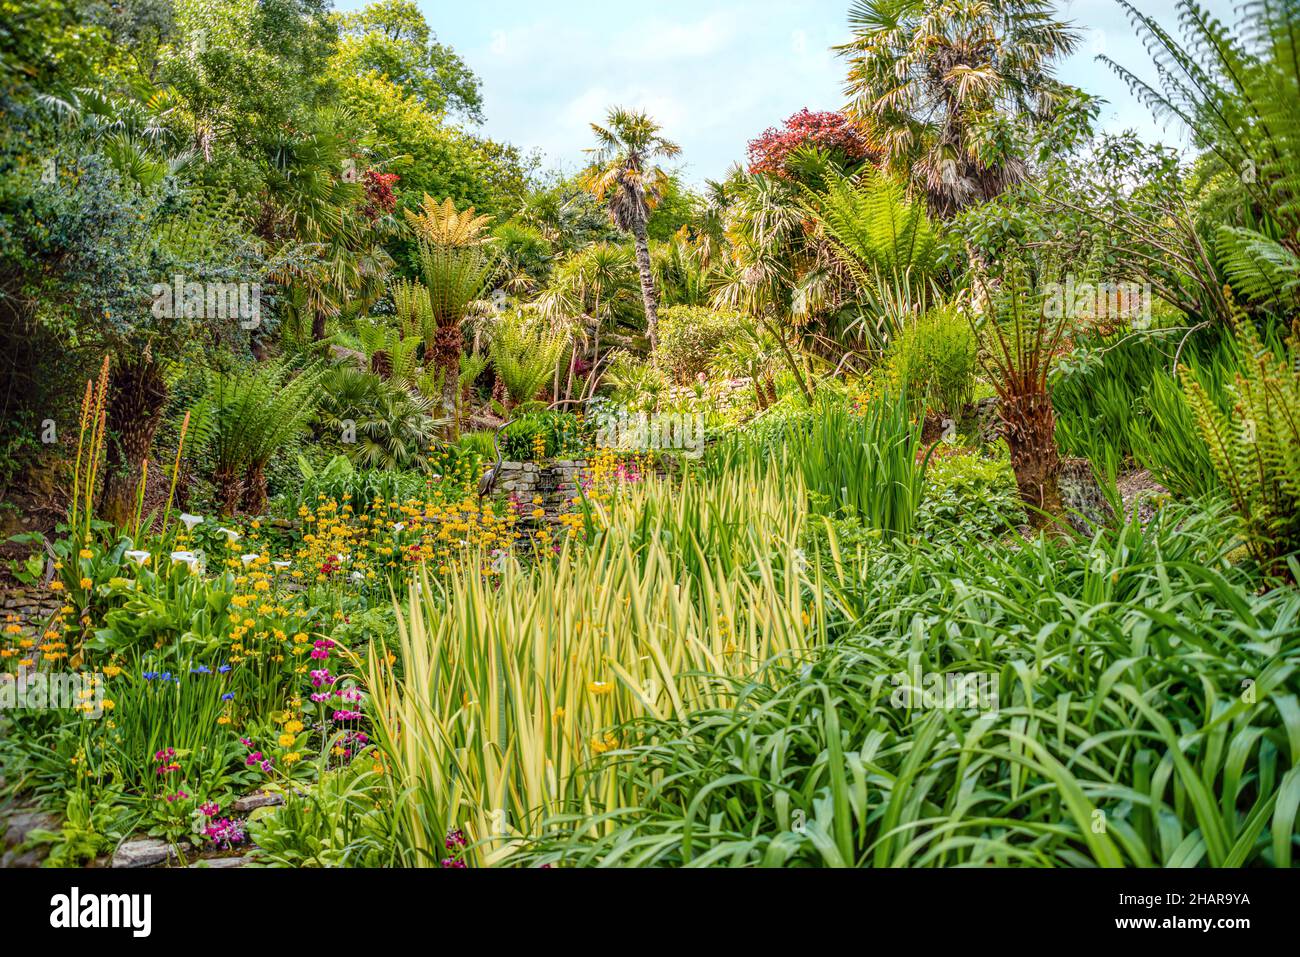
[334,0,1240,186]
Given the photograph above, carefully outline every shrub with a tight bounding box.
[885,303,976,417]
[915,448,1025,539]
[746,108,872,179]
[313,366,437,472]
[500,411,587,461]
[488,310,567,410]
[656,306,742,384]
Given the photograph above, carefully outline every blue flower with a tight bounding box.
[191,665,211,675]
[217,664,232,674]
[221,692,235,701]
[143,672,159,681]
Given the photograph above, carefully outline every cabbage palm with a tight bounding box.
[538,242,639,393]
[837,0,1081,217]
[581,107,681,350]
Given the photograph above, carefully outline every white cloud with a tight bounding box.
[609,12,738,60]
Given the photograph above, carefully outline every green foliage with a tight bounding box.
[292,454,426,515]
[538,241,641,328]
[521,503,1300,867]
[915,450,1025,539]
[1183,315,1300,569]
[1093,1,1300,324]
[314,365,437,471]
[805,166,938,285]
[333,0,482,121]
[1130,367,1221,500]
[23,790,134,868]
[248,764,391,866]
[656,305,742,383]
[711,391,928,538]
[491,219,553,294]
[352,317,422,385]
[415,239,499,345]
[500,411,587,461]
[885,303,976,416]
[602,349,669,412]
[194,358,328,511]
[488,310,566,409]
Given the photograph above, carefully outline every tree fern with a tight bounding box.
[198,359,327,514]
[489,311,567,410]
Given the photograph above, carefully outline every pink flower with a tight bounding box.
[203,817,246,849]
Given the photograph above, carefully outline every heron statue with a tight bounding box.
[477,417,517,501]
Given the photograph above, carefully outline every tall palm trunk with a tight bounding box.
[100,354,168,529]
[630,218,659,351]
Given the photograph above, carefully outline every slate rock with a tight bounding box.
[232,792,284,813]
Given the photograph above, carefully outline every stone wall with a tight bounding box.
[492,460,587,510]
[1,586,61,629]
[493,456,681,519]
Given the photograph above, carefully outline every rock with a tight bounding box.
[1,846,47,868]
[232,792,284,814]
[189,855,250,868]
[975,397,1002,445]
[111,837,190,868]
[1059,458,1115,534]
[4,810,59,847]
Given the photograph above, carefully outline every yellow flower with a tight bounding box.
[278,733,296,747]
[78,548,93,559]
[79,577,93,589]
[101,700,115,711]
[217,715,231,726]
[587,681,613,696]
[283,752,301,764]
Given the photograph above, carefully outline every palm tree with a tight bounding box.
[538,242,639,397]
[581,107,681,350]
[836,0,1081,217]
